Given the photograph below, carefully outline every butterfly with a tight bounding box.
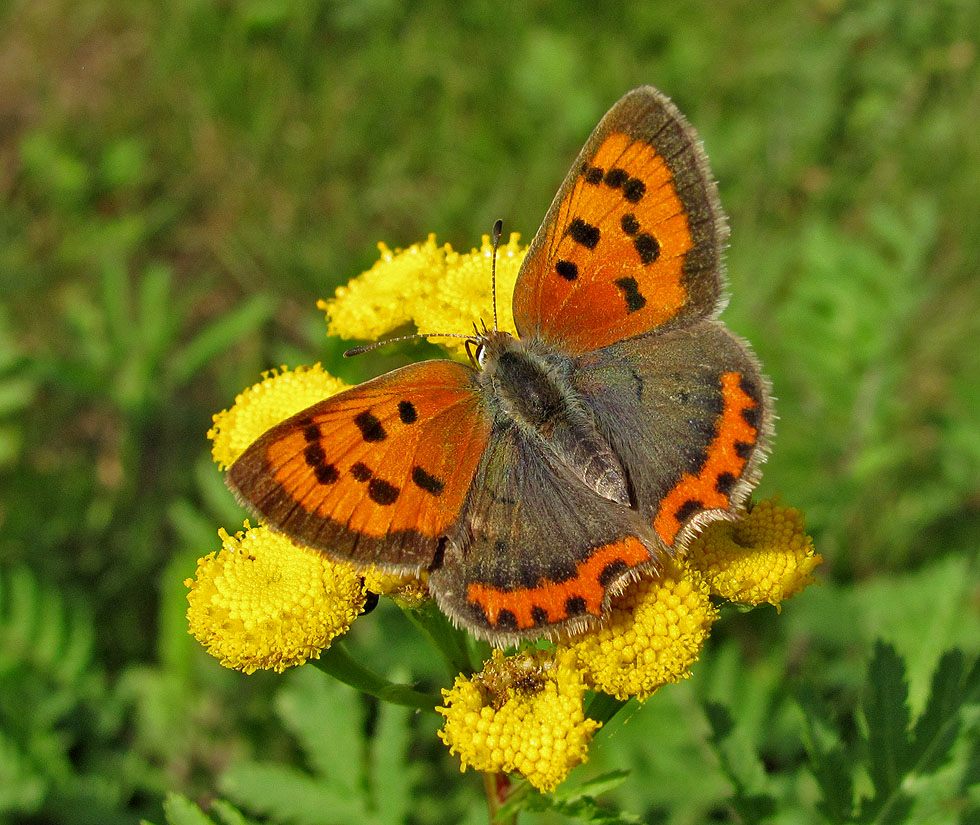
[228,87,772,645]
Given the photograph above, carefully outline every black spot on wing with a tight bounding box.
[350,462,372,482]
[582,164,604,184]
[599,559,628,588]
[614,277,647,313]
[604,168,628,188]
[715,472,737,496]
[304,443,326,468]
[368,478,399,505]
[674,499,704,523]
[623,177,646,202]
[354,410,386,442]
[633,232,660,264]
[398,400,417,424]
[555,260,578,281]
[567,218,600,250]
[495,609,518,630]
[411,466,445,496]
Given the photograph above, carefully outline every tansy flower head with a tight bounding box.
[686,498,822,606]
[437,649,601,793]
[209,364,348,469]
[559,563,718,701]
[320,233,525,350]
[185,523,366,673]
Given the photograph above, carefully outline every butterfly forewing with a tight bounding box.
[513,86,727,353]
[228,360,490,571]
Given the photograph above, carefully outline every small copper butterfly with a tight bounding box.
[228,87,772,645]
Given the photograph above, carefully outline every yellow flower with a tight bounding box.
[319,233,525,350]
[208,364,348,469]
[686,498,822,606]
[559,563,718,701]
[362,569,431,610]
[437,649,600,793]
[185,522,366,673]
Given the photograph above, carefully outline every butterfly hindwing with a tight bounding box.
[513,86,727,354]
[429,420,655,644]
[572,320,772,550]
[227,360,491,571]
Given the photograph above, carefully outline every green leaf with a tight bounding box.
[168,294,276,385]
[221,665,421,825]
[160,793,216,825]
[702,700,776,823]
[551,770,632,804]
[518,779,643,824]
[220,762,366,825]
[369,690,415,823]
[275,667,364,796]
[402,599,476,677]
[863,641,913,804]
[585,691,629,725]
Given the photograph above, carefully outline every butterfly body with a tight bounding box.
[476,330,632,506]
[229,87,772,645]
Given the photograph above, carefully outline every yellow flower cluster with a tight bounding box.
[185,523,366,673]
[687,499,821,606]
[190,235,822,793]
[320,233,525,349]
[437,650,600,792]
[559,564,717,701]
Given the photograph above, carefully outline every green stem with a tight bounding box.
[484,772,518,825]
[312,641,440,711]
[403,600,478,677]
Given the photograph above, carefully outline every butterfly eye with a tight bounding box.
[465,337,489,368]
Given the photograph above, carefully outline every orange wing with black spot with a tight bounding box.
[227,360,490,572]
[513,86,727,354]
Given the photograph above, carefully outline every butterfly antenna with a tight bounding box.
[490,218,503,332]
[343,332,473,358]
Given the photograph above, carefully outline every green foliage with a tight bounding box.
[2,0,979,822]
[0,566,141,824]
[801,641,980,824]
[216,668,423,825]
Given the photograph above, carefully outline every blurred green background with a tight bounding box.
[1,1,978,823]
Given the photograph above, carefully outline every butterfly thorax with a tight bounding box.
[477,330,631,506]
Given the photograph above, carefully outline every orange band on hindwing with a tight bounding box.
[654,371,760,545]
[466,537,650,630]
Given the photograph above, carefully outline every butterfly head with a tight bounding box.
[470,326,518,370]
